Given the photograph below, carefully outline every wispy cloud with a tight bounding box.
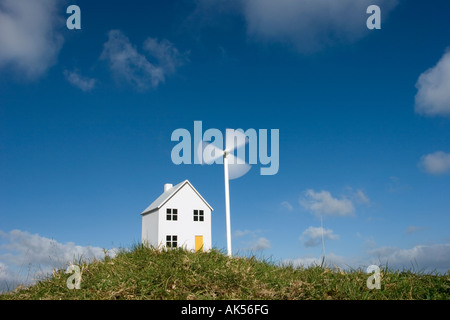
[419,151,450,175]
[143,37,189,74]
[283,252,346,269]
[405,226,427,235]
[100,30,188,90]
[0,0,65,80]
[415,49,450,117]
[64,69,97,92]
[345,187,371,205]
[354,190,370,204]
[363,237,377,250]
[233,229,254,238]
[194,0,398,53]
[280,201,294,211]
[387,176,412,193]
[300,226,339,248]
[300,189,355,217]
[233,229,270,251]
[247,237,271,251]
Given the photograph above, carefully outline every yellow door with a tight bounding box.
[195,235,203,252]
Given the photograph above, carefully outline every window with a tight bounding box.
[193,209,204,222]
[166,208,177,221]
[166,235,177,248]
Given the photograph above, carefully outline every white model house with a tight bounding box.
[141,180,213,251]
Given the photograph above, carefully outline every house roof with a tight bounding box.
[141,180,213,215]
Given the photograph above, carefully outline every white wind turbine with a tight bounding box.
[197,130,251,257]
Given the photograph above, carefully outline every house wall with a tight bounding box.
[158,184,212,251]
[142,210,159,247]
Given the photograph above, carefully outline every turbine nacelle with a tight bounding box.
[197,129,252,180]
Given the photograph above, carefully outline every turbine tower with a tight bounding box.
[198,130,251,256]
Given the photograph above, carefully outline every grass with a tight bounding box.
[1,244,449,300]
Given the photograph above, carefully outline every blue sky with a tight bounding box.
[1,0,450,289]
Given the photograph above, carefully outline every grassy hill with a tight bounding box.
[1,244,449,300]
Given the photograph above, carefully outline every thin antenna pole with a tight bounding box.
[223,153,232,257]
[321,214,326,265]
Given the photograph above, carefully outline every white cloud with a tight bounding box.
[285,244,450,273]
[419,151,450,175]
[0,262,9,283]
[363,237,377,250]
[300,189,355,217]
[195,0,398,53]
[405,226,426,234]
[387,176,412,193]
[143,37,189,74]
[283,252,347,269]
[415,50,450,117]
[100,30,164,90]
[100,30,187,90]
[368,243,450,274]
[0,0,65,80]
[1,229,109,267]
[64,69,97,92]
[233,229,253,238]
[354,190,370,204]
[0,229,116,291]
[280,201,294,211]
[247,237,271,251]
[300,226,339,248]
[0,261,25,293]
[345,187,371,204]
[283,255,320,268]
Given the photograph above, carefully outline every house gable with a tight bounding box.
[141,180,213,216]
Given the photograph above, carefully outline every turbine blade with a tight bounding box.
[197,141,224,165]
[225,129,249,152]
[227,153,251,180]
